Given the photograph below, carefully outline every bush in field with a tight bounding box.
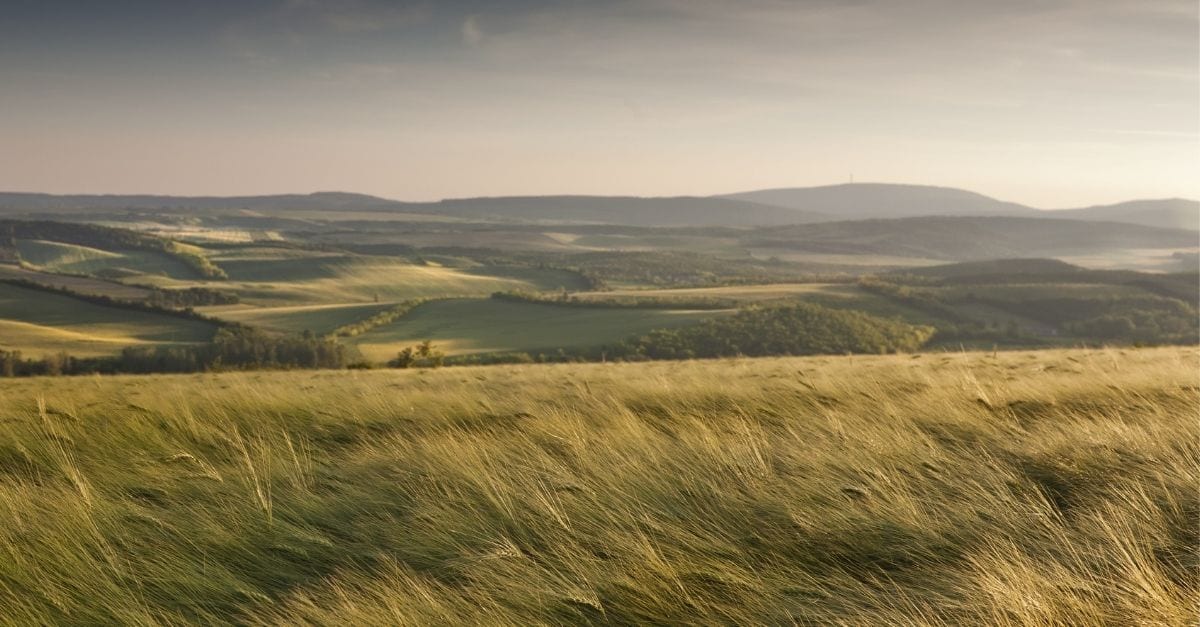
[388,340,444,368]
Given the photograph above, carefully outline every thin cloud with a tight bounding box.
[461,14,484,47]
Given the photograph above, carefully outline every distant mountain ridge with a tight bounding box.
[0,184,1194,230]
[720,183,1198,230]
[0,192,824,227]
[393,195,830,226]
[0,191,399,213]
[1046,198,1199,230]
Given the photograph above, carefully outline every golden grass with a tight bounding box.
[0,320,149,357]
[0,347,1195,624]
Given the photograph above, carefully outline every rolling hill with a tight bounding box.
[2,187,1195,230]
[159,248,594,307]
[388,196,827,226]
[722,184,1200,230]
[720,183,1037,220]
[349,297,730,360]
[1047,198,1200,230]
[0,282,216,357]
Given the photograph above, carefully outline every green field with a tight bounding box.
[15,239,200,280]
[0,347,1193,623]
[575,282,853,302]
[350,298,731,360]
[0,283,216,357]
[201,302,395,335]
[0,264,152,300]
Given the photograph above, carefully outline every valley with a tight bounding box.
[0,185,1194,371]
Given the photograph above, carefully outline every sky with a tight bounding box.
[0,0,1196,207]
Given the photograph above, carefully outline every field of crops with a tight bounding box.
[350,297,732,360]
[142,251,589,307]
[201,302,395,335]
[0,347,1193,623]
[0,282,215,357]
[15,239,200,279]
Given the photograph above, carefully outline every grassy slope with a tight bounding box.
[577,282,945,326]
[350,298,730,359]
[0,264,152,300]
[0,283,215,357]
[201,302,395,335]
[0,347,1194,624]
[146,250,587,307]
[15,239,199,279]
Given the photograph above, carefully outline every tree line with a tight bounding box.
[329,299,431,338]
[0,327,352,377]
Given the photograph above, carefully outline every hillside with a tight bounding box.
[0,219,225,279]
[722,184,1200,230]
[349,298,729,361]
[0,347,1193,623]
[392,196,826,226]
[1048,198,1200,230]
[0,282,216,357]
[151,248,593,307]
[747,216,1198,261]
[891,258,1084,279]
[720,183,1037,220]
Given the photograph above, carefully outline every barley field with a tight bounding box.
[0,347,1195,624]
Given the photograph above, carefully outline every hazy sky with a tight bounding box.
[0,0,1196,207]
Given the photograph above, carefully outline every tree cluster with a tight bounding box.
[0,327,351,377]
[387,340,444,368]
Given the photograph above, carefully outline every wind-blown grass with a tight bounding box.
[0,347,1195,624]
